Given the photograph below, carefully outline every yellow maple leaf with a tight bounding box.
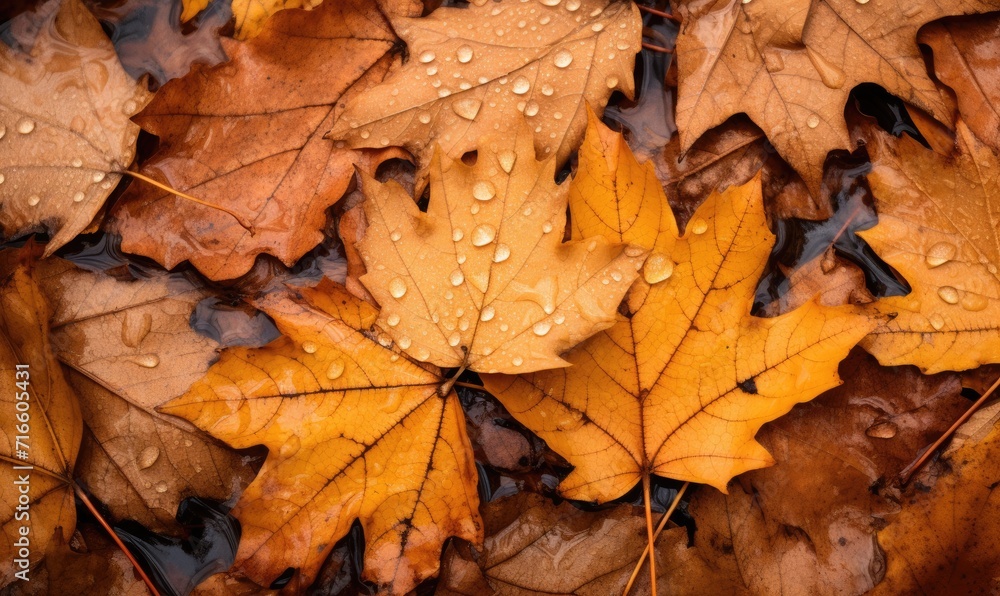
[328,0,641,187]
[483,116,876,497]
[673,0,1000,195]
[356,122,645,374]
[161,282,481,594]
[857,121,1000,373]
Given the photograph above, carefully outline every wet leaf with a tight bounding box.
[0,0,151,254]
[873,406,1000,594]
[855,121,1000,372]
[328,0,642,189]
[357,121,645,373]
[230,0,323,40]
[0,254,82,583]
[110,0,419,280]
[920,14,1000,152]
[438,492,658,595]
[668,349,968,595]
[161,282,482,593]
[34,258,256,531]
[483,118,875,497]
[673,0,1000,195]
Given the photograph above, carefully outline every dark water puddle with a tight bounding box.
[114,497,241,596]
[84,0,230,89]
[307,522,370,595]
[603,1,677,157]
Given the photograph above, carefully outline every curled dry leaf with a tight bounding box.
[483,117,875,498]
[0,255,82,585]
[920,14,1000,151]
[161,282,482,594]
[34,259,256,531]
[855,121,1000,372]
[111,0,418,280]
[328,0,642,188]
[0,0,151,254]
[673,0,1000,195]
[357,122,645,373]
[873,408,1000,594]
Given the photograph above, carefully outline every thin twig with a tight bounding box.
[898,374,1000,485]
[453,380,486,391]
[623,482,689,596]
[642,42,674,54]
[74,482,161,596]
[120,170,257,234]
[637,5,680,22]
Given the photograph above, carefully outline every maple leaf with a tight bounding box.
[919,15,1000,152]
[34,258,256,530]
[357,122,645,374]
[328,0,642,188]
[873,405,1000,594]
[854,121,1000,373]
[673,0,1000,195]
[161,281,482,594]
[110,0,419,281]
[482,117,875,497]
[0,0,151,255]
[0,256,82,584]
[231,0,323,39]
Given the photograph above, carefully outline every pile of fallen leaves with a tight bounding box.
[2,0,999,593]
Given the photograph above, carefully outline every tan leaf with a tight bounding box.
[673,0,999,194]
[0,0,151,254]
[328,0,641,188]
[357,122,645,373]
[855,121,1000,372]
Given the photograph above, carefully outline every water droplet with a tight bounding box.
[71,191,85,203]
[360,129,371,139]
[498,150,516,173]
[533,321,551,336]
[806,114,821,129]
[137,446,160,470]
[542,222,553,234]
[471,224,497,246]
[16,118,34,134]
[960,292,989,312]
[865,421,897,439]
[392,335,410,350]
[554,50,573,68]
[390,229,402,242]
[624,245,645,257]
[805,46,846,89]
[855,0,869,4]
[541,84,554,96]
[471,203,480,215]
[279,435,300,458]
[155,481,168,494]
[419,51,436,63]
[438,88,452,98]
[132,354,160,368]
[419,113,431,124]
[937,286,959,304]
[426,65,438,76]
[591,22,604,32]
[0,124,5,139]
[690,218,708,234]
[326,360,345,380]
[524,101,540,117]
[448,332,461,347]
[473,181,496,201]
[512,76,531,95]
[386,313,402,328]
[493,244,511,263]
[450,269,465,286]
[605,75,619,88]
[611,271,622,282]
[0,174,5,184]
[928,313,945,330]
[512,356,524,366]
[121,311,152,348]
[925,242,956,267]
[481,306,496,321]
[453,229,464,242]
[416,348,430,361]
[453,98,482,120]
[92,171,106,183]
[541,0,561,5]
[27,195,40,206]
[643,252,674,284]
[457,45,474,63]
[389,278,407,298]
[302,341,318,354]
[567,0,581,9]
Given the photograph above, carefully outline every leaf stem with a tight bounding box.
[439,362,470,397]
[453,380,485,392]
[636,5,680,22]
[898,374,1000,484]
[623,481,689,596]
[119,170,257,235]
[73,481,162,596]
